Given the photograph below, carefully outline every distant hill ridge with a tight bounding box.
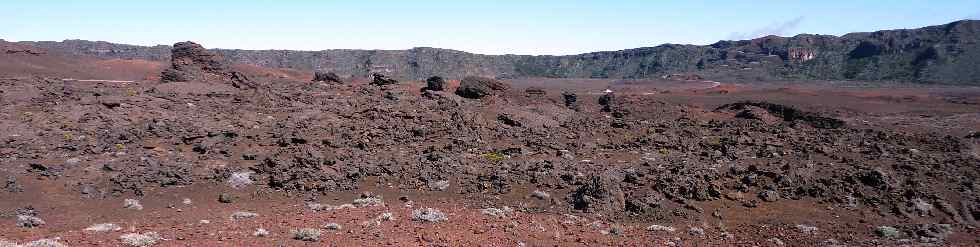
[16,20,980,85]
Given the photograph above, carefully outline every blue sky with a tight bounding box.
[2,1,978,55]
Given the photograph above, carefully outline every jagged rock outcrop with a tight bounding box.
[160,41,255,88]
[455,76,510,99]
[23,20,980,85]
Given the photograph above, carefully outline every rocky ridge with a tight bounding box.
[17,20,980,85]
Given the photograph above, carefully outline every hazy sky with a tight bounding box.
[2,1,978,55]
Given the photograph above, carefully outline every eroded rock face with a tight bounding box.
[160,41,255,88]
[455,76,510,99]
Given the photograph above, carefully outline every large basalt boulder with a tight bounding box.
[160,41,255,88]
[313,71,342,83]
[370,73,398,86]
[598,93,615,112]
[424,76,447,91]
[562,91,578,110]
[455,76,510,99]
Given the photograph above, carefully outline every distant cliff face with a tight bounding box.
[19,20,980,85]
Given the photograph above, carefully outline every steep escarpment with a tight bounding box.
[18,20,980,84]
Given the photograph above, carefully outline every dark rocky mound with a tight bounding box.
[313,71,342,83]
[424,76,447,91]
[455,76,510,99]
[370,73,398,86]
[733,105,782,125]
[598,93,615,112]
[561,92,578,110]
[716,101,845,129]
[570,174,625,213]
[160,41,255,88]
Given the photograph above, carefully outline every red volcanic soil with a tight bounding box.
[0,42,163,81]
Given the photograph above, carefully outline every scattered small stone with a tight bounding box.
[378,212,395,221]
[915,223,953,240]
[874,226,902,238]
[588,220,604,229]
[558,150,575,160]
[796,224,819,234]
[910,198,933,216]
[226,171,254,189]
[353,194,383,207]
[307,202,333,211]
[819,239,844,247]
[427,180,450,191]
[65,157,81,165]
[0,238,17,247]
[84,223,122,233]
[646,224,676,232]
[608,225,625,236]
[253,228,270,237]
[292,228,321,242]
[323,223,342,230]
[119,232,162,247]
[199,220,210,224]
[123,198,143,210]
[759,190,780,202]
[480,207,513,217]
[531,190,550,200]
[181,198,192,205]
[688,227,705,237]
[412,208,448,223]
[16,215,45,228]
[4,176,23,193]
[767,237,786,246]
[21,238,67,247]
[79,184,101,198]
[218,193,234,203]
[230,211,259,220]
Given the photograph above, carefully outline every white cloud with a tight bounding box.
[727,16,805,40]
